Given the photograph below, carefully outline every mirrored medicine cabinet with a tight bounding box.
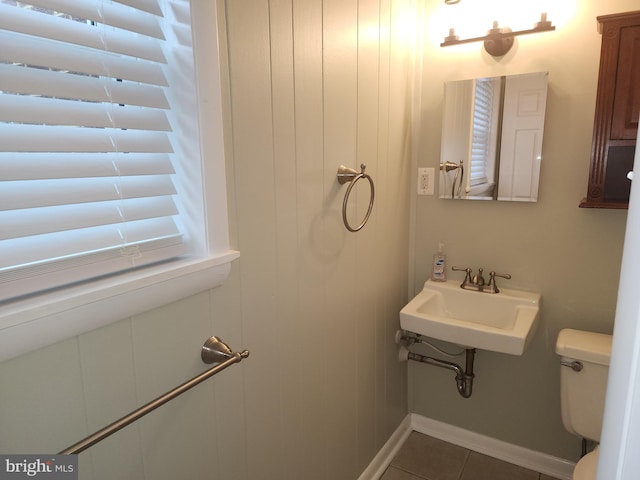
[439,71,549,202]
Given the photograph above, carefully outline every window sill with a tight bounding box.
[0,250,240,363]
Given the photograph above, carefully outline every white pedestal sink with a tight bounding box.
[400,279,541,356]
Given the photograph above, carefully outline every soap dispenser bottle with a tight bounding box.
[431,243,447,282]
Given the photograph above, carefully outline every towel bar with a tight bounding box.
[59,336,248,455]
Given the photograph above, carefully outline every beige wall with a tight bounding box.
[2,0,637,476]
[409,0,636,461]
[0,0,414,479]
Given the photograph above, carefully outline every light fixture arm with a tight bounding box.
[441,13,555,56]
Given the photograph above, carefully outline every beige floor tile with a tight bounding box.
[381,466,425,480]
[391,432,469,480]
[460,451,539,480]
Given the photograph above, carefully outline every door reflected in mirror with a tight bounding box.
[439,71,548,202]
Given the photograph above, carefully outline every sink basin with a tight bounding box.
[400,279,541,355]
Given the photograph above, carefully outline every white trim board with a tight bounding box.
[357,415,413,480]
[358,413,576,480]
[411,414,575,480]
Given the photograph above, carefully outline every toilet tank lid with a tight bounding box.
[556,329,612,366]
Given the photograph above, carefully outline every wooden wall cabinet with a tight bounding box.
[581,11,640,209]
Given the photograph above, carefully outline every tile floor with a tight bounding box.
[381,432,564,480]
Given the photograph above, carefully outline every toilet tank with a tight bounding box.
[556,329,612,442]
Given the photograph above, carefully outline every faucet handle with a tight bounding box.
[490,272,511,280]
[452,266,471,272]
[452,266,473,286]
[487,271,511,293]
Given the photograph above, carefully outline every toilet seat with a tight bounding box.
[573,447,598,480]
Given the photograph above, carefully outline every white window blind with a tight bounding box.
[469,78,493,187]
[0,0,199,302]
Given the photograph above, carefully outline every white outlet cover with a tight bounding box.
[418,168,434,195]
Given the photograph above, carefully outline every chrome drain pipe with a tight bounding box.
[399,344,476,398]
[461,348,476,398]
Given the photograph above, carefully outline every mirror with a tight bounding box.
[439,71,548,202]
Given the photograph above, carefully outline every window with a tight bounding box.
[469,78,494,187]
[0,1,236,361]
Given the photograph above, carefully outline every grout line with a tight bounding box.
[457,449,471,480]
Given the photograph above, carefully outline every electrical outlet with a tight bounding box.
[417,168,434,195]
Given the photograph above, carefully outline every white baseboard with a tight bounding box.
[410,414,575,480]
[359,413,576,480]
[357,415,413,480]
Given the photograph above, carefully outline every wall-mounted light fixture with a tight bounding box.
[441,13,555,56]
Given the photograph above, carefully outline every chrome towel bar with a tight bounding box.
[336,164,375,232]
[59,336,249,455]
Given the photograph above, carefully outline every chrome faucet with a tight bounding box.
[452,266,511,293]
[451,266,476,290]
[486,271,512,294]
[472,268,485,287]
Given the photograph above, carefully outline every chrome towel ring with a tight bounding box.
[336,164,375,232]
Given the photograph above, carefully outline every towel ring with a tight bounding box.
[337,164,375,232]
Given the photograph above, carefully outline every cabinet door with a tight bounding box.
[611,25,640,140]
